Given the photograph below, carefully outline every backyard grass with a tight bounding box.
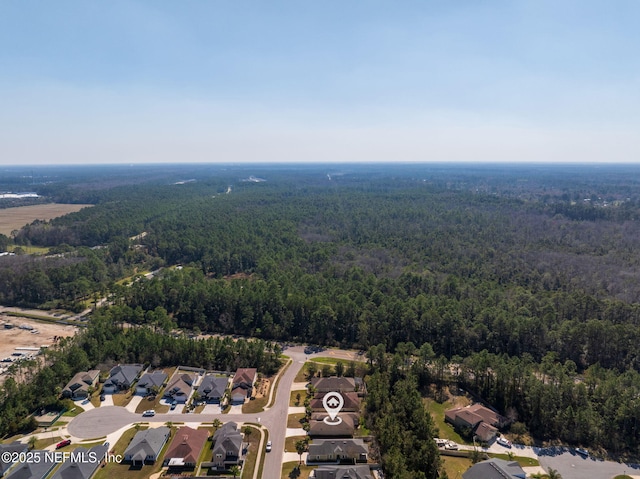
[281,461,314,479]
[440,455,473,479]
[424,398,470,445]
[287,413,307,429]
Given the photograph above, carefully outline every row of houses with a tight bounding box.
[122,423,245,472]
[301,376,373,479]
[62,364,258,406]
[0,443,108,479]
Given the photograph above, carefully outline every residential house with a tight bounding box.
[4,451,56,479]
[311,377,366,396]
[164,426,209,468]
[61,370,100,400]
[311,391,361,412]
[0,443,27,477]
[315,465,373,479]
[136,371,168,396]
[307,439,368,463]
[445,403,507,442]
[198,375,228,404]
[309,414,357,438]
[50,444,109,479]
[211,422,244,469]
[164,373,195,403]
[124,427,171,465]
[230,368,257,404]
[462,458,526,479]
[102,364,143,394]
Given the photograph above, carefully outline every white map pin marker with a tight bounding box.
[322,392,344,425]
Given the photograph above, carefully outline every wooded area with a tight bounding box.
[1,164,639,465]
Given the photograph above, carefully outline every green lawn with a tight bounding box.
[487,453,539,467]
[424,398,470,445]
[284,436,308,453]
[289,390,307,407]
[287,413,306,429]
[281,461,315,479]
[441,455,473,479]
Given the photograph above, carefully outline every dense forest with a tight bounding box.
[1,164,640,463]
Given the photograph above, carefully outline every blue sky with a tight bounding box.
[1,1,639,164]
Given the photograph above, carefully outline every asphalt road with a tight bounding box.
[538,450,640,479]
[67,346,333,478]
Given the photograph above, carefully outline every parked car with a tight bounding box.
[56,439,71,449]
[444,441,458,450]
[170,401,177,410]
[497,436,512,448]
[576,448,589,457]
[99,394,105,401]
[266,441,272,452]
[142,410,156,417]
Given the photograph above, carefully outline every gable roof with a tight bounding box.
[62,370,100,395]
[462,459,526,479]
[311,377,357,393]
[311,392,361,411]
[309,414,356,437]
[0,442,28,476]
[475,422,498,442]
[212,422,243,458]
[308,439,368,458]
[467,404,507,427]
[165,426,209,465]
[5,450,56,479]
[315,465,373,479]
[50,444,109,479]
[137,371,167,390]
[104,364,143,387]
[233,368,257,387]
[198,376,228,399]
[124,427,171,463]
[165,374,194,397]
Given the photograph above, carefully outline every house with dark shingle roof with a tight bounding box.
[124,427,171,465]
[102,364,143,394]
[4,450,56,479]
[462,458,526,479]
[198,375,228,404]
[308,439,368,463]
[164,426,209,468]
[309,414,357,438]
[0,442,27,477]
[50,444,109,479]
[311,391,361,412]
[315,465,373,479]
[211,422,244,469]
[61,370,100,399]
[136,371,168,396]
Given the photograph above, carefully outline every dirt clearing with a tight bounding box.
[0,203,92,236]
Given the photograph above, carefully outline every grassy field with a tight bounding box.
[441,455,473,479]
[0,203,93,236]
[284,436,308,453]
[281,461,315,479]
[289,390,307,407]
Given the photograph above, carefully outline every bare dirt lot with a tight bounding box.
[0,316,77,364]
[0,203,93,235]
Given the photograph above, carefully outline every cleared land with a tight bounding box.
[0,316,77,379]
[0,203,92,235]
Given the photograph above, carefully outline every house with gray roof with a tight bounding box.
[136,371,168,396]
[4,450,56,479]
[315,465,373,479]
[462,458,526,479]
[211,422,244,470]
[309,413,357,438]
[62,370,100,399]
[308,439,368,464]
[50,444,109,479]
[124,427,171,465]
[197,375,228,404]
[102,364,143,394]
[0,442,27,477]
